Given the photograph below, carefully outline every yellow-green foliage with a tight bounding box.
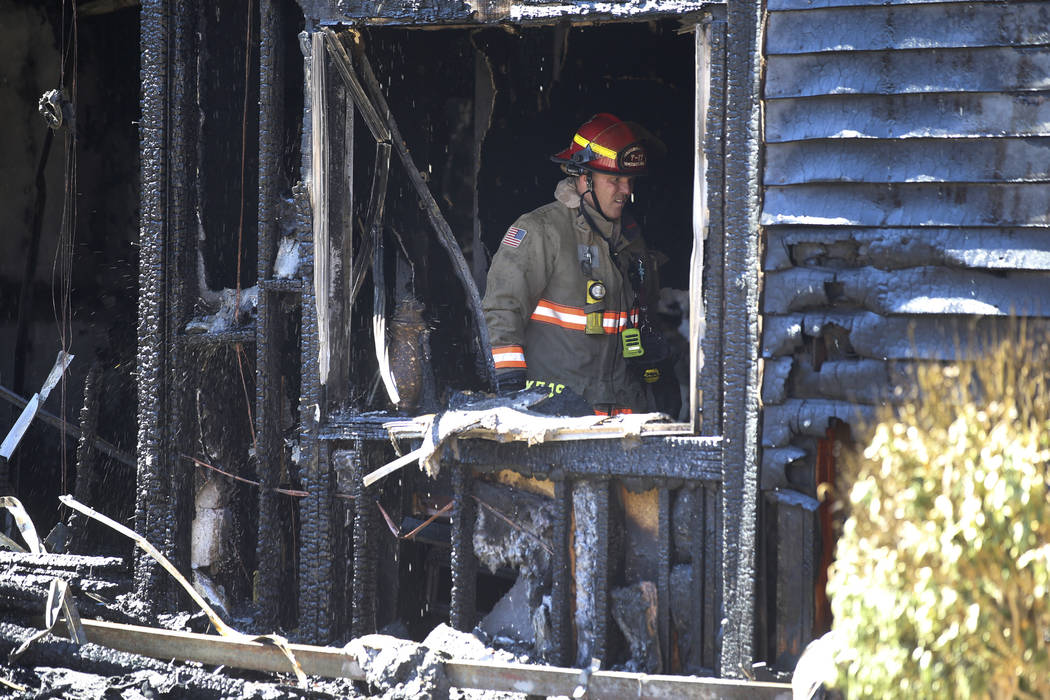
[828,337,1050,699]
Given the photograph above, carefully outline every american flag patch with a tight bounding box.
[501,226,527,248]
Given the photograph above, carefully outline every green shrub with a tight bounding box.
[828,338,1050,699]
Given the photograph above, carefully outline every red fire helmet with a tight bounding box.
[550,113,661,177]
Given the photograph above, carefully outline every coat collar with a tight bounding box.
[555,177,623,245]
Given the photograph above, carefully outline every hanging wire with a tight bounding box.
[231,0,257,458]
[51,0,79,496]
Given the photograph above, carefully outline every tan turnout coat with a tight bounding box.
[482,178,648,410]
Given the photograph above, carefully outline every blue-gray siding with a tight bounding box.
[759,0,1050,667]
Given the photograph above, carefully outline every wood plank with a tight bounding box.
[69,619,792,698]
[766,138,1050,185]
[764,226,1050,272]
[773,490,818,670]
[766,93,1050,143]
[445,659,792,699]
[767,2,1050,55]
[77,619,362,678]
[762,183,1050,228]
[766,47,1050,98]
[310,32,332,387]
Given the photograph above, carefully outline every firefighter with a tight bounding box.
[483,113,678,416]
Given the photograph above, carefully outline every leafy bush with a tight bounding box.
[828,337,1050,699]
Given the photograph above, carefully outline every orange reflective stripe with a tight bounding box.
[594,406,633,416]
[532,300,638,335]
[492,345,526,369]
[531,299,587,330]
[602,310,629,334]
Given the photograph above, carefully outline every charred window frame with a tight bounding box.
[305,19,723,437]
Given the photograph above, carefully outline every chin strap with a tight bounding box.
[579,181,619,267]
[584,172,612,222]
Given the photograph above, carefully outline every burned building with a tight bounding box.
[2,0,1049,690]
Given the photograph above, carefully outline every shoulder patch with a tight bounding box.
[501,226,527,248]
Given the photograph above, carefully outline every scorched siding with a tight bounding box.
[758,0,1050,668]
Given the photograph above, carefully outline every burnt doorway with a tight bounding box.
[303,18,713,664]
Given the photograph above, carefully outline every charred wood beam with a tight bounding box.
[683,486,705,673]
[252,275,280,637]
[656,488,671,672]
[698,14,727,436]
[550,478,572,667]
[69,365,102,552]
[0,551,125,572]
[770,489,818,671]
[450,463,477,632]
[351,444,378,639]
[701,13,728,436]
[0,620,287,699]
[572,479,610,666]
[720,0,763,676]
[699,483,722,671]
[0,550,146,627]
[299,34,328,642]
[458,436,722,483]
[136,0,173,612]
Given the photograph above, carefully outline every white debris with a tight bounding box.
[185,286,259,334]
[273,236,301,279]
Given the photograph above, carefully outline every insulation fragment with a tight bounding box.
[1,351,73,460]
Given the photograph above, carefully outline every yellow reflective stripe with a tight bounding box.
[573,132,618,161]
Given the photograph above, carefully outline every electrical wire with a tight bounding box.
[51,0,80,496]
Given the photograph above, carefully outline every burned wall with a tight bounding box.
[0,1,139,537]
[759,0,1050,670]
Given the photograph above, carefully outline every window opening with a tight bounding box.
[319,20,704,438]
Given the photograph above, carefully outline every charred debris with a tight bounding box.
[0,0,778,696]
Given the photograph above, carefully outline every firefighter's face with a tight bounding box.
[579,172,634,221]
